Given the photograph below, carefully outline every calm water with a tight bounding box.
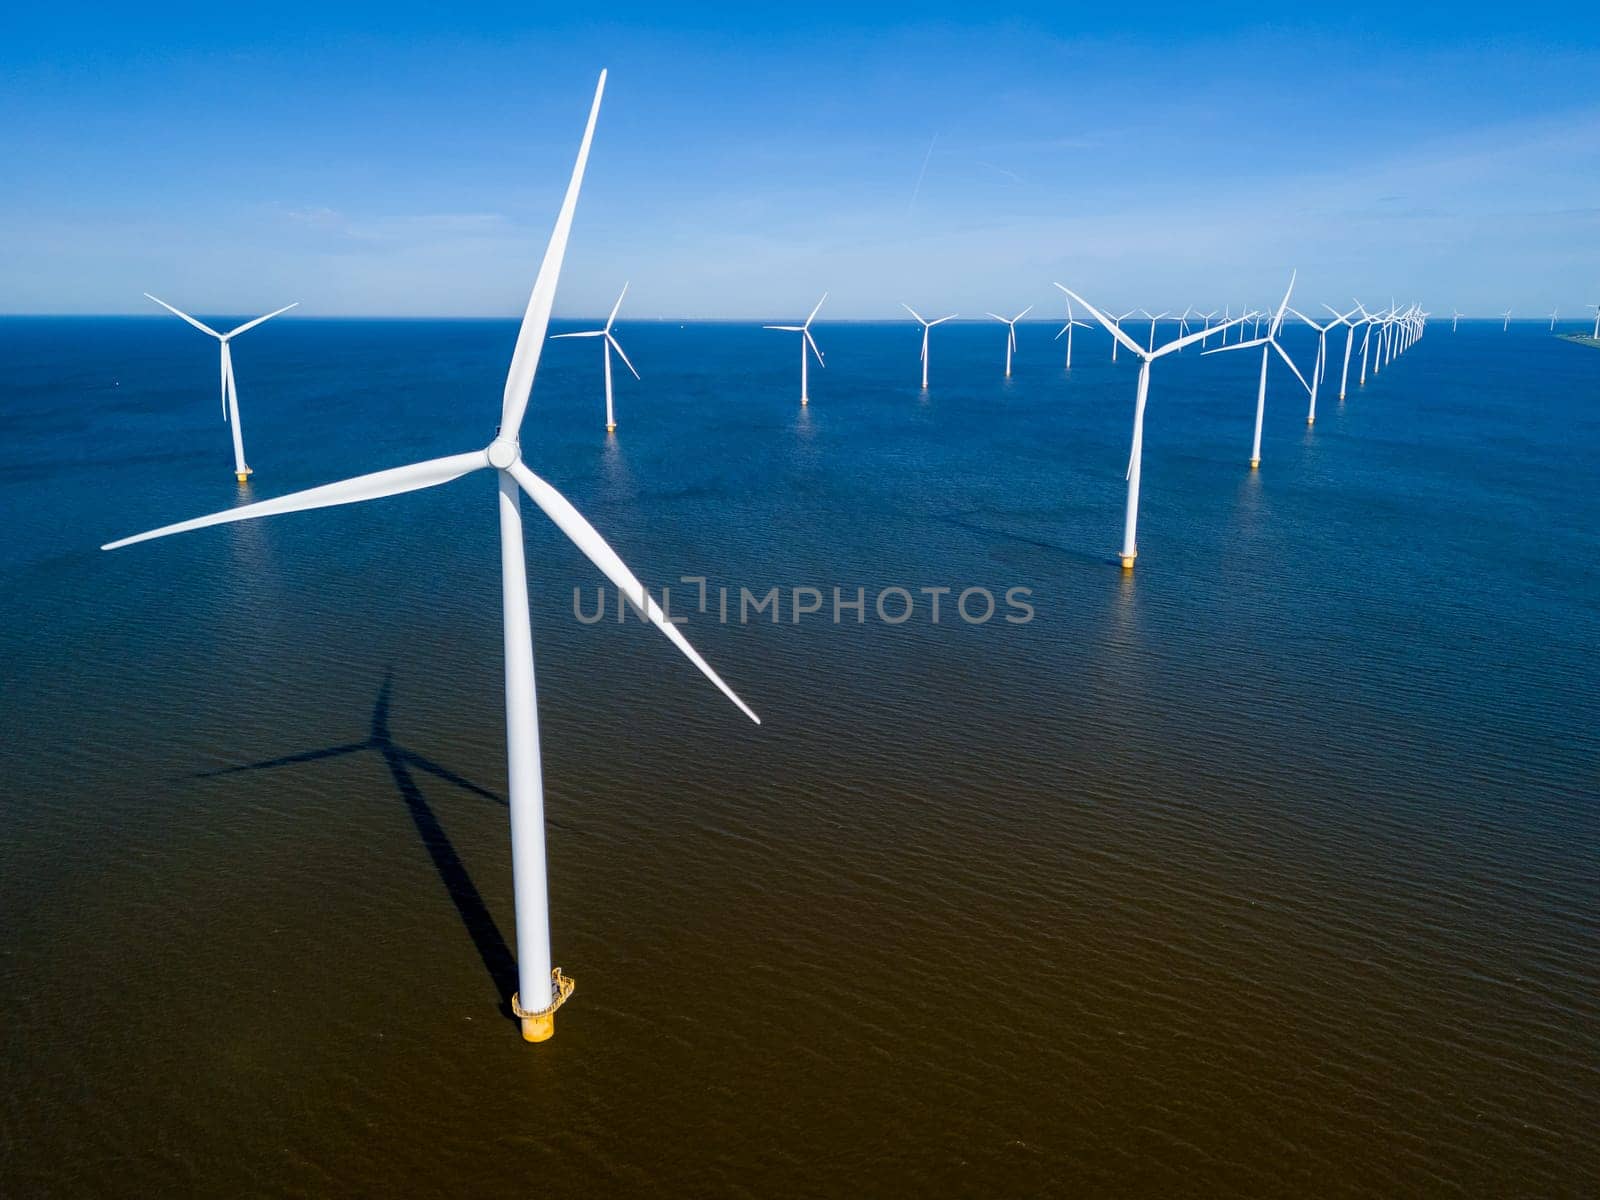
[2,315,1597,1196]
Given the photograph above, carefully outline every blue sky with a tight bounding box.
[3,3,1597,318]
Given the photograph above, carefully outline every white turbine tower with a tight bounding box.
[986,306,1032,377]
[1502,308,1513,332]
[1059,285,1242,570]
[144,294,298,482]
[1051,285,1091,369]
[1452,309,1462,333]
[551,282,638,433]
[102,72,760,1046]
[902,304,957,389]
[765,293,827,405]
[1589,304,1600,339]
[1204,271,1311,469]
[1549,308,1559,331]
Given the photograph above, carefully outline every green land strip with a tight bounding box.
[1557,334,1600,349]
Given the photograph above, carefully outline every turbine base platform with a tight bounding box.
[1249,458,1260,470]
[1119,552,1137,570]
[235,471,252,483]
[800,398,809,406]
[606,423,616,433]
[512,969,575,1043]
[1306,416,1315,425]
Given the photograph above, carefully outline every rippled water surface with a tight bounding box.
[2,316,1597,1196]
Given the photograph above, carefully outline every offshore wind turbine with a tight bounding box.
[1549,308,1559,331]
[765,293,827,405]
[1502,308,1513,332]
[902,304,957,389]
[1589,304,1600,339]
[144,294,298,482]
[986,306,1032,377]
[551,282,638,433]
[1452,309,1462,332]
[1110,310,1135,361]
[1137,309,1170,353]
[1204,271,1311,469]
[1197,310,1219,346]
[1321,303,1363,401]
[1051,285,1090,369]
[1289,307,1340,425]
[103,72,760,1046]
[1060,285,1242,570]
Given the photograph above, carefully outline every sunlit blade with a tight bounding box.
[219,343,230,420]
[509,461,760,724]
[499,70,607,440]
[928,314,956,325]
[605,281,629,332]
[102,450,491,551]
[1056,286,1146,359]
[902,302,925,324]
[145,293,222,339]
[1271,269,1297,334]
[1272,340,1312,395]
[805,292,828,327]
[1054,323,1070,341]
[1153,316,1244,359]
[225,301,299,339]
[1013,305,1033,322]
[1202,337,1267,356]
[985,312,1007,323]
[551,329,605,339]
[764,325,804,331]
[805,328,825,367]
[608,332,640,379]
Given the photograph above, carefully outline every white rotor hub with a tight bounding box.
[487,438,519,469]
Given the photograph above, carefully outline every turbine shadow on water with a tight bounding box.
[197,672,528,1016]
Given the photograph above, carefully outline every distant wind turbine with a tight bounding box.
[1060,284,1243,570]
[551,282,638,433]
[144,294,298,482]
[1288,306,1340,425]
[1137,309,1170,353]
[765,293,827,405]
[1549,308,1559,331]
[1589,304,1600,339]
[902,304,957,389]
[1051,286,1091,369]
[1320,303,1363,401]
[1502,308,1513,332]
[986,306,1032,377]
[103,71,760,1046]
[1204,271,1312,469]
[1451,309,1462,333]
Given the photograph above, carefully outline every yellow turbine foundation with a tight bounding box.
[606,423,616,433]
[1249,458,1260,470]
[1119,552,1136,570]
[236,471,252,483]
[512,969,575,1044]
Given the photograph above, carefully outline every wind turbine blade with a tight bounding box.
[764,325,804,331]
[1055,286,1146,359]
[805,328,825,366]
[224,301,300,339]
[902,303,925,324]
[219,344,230,420]
[550,329,606,339]
[1154,316,1243,359]
[144,294,222,339]
[928,315,956,325]
[1272,340,1312,395]
[985,313,1007,323]
[1012,305,1033,322]
[607,333,640,379]
[1202,337,1268,356]
[805,292,828,327]
[509,461,760,724]
[1271,269,1297,334]
[1054,323,1070,341]
[102,450,491,551]
[605,281,629,332]
[499,70,607,441]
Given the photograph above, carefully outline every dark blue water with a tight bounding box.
[2,315,1597,1196]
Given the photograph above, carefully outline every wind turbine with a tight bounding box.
[765,294,827,405]
[1289,306,1341,425]
[1137,309,1170,353]
[144,294,298,482]
[1196,310,1219,347]
[1589,304,1600,339]
[1502,308,1513,332]
[1110,310,1135,361]
[1203,271,1311,469]
[102,71,760,1046]
[1051,285,1091,369]
[1549,308,1559,331]
[1059,285,1242,570]
[1452,309,1462,333]
[986,306,1032,377]
[902,304,957,389]
[1321,303,1363,401]
[551,282,638,433]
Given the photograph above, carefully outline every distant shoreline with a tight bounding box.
[1557,333,1600,348]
